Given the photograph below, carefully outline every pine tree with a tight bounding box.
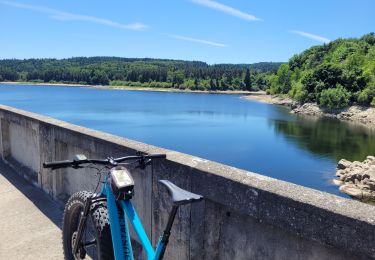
[244,68,252,91]
[194,78,199,87]
[209,79,216,90]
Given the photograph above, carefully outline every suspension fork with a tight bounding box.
[72,195,92,255]
[72,195,106,255]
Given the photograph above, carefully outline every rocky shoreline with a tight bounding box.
[334,156,375,203]
[243,93,375,127]
[291,103,375,127]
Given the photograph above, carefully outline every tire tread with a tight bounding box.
[62,191,114,260]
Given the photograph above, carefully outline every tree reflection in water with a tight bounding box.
[271,115,375,162]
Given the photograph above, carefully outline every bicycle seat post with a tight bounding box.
[158,205,179,258]
[156,180,203,259]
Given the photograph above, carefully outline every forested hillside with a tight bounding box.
[268,33,375,108]
[0,57,281,91]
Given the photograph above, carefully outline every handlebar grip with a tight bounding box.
[146,154,166,159]
[43,160,73,169]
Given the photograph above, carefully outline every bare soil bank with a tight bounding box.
[241,91,295,106]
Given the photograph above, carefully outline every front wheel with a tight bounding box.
[62,191,114,260]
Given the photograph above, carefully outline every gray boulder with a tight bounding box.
[334,156,375,203]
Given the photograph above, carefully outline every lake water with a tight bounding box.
[0,84,374,196]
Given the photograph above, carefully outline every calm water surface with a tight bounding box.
[1,84,374,196]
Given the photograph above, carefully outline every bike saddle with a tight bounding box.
[159,180,203,206]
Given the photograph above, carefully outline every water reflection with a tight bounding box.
[270,115,375,162]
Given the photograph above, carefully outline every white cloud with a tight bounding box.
[291,30,330,43]
[0,1,148,31]
[190,0,260,21]
[169,34,227,47]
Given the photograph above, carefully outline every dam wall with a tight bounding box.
[0,105,374,259]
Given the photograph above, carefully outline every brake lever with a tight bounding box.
[108,157,117,166]
[137,158,152,170]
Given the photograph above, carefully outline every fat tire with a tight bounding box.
[62,191,114,260]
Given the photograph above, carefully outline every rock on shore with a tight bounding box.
[334,156,375,202]
[291,103,323,116]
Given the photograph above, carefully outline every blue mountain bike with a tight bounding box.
[43,152,203,260]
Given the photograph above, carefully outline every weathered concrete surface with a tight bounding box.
[0,161,63,259]
[0,104,374,259]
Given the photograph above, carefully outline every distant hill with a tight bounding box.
[268,33,375,108]
[0,57,283,91]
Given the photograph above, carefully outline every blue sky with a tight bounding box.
[0,0,374,64]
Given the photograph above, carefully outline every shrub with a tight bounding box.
[319,85,351,109]
[294,89,308,103]
[28,79,44,83]
[289,81,308,103]
[357,85,375,105]
[109,80,127,86]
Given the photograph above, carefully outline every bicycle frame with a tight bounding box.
[44,153,179,259]
[100,176,169,260]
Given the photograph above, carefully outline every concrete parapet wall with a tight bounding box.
[0,104,374,259]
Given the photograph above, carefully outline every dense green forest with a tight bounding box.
[2,33,373,108]
[0,57,281,91]
[268,33,375,108]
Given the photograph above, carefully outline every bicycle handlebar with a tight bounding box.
[43,153,166,170]
[43,160,76,169]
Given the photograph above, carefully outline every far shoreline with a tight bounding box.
[0,81,257,95]
[2,81,374,127]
